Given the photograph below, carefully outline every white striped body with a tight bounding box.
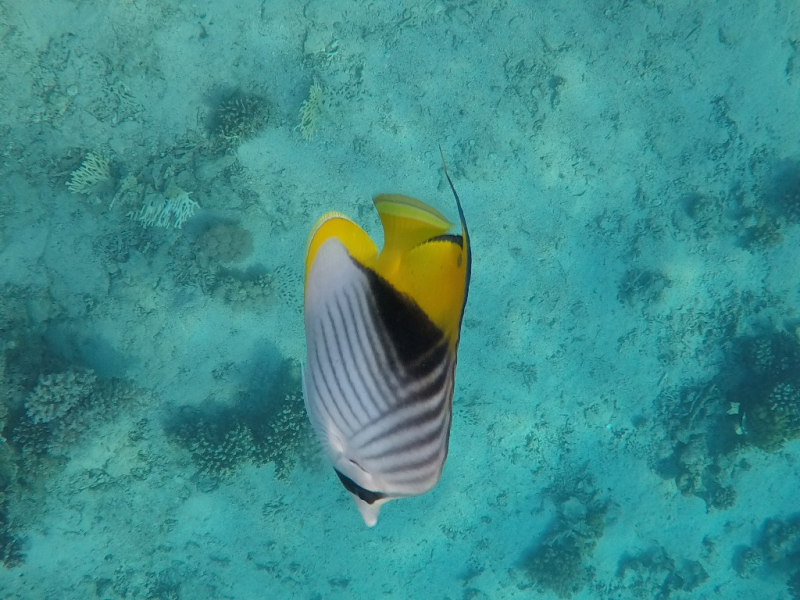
[304,238,455,526]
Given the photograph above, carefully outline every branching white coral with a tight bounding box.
[25,370,97,424]
[66,152,111,194]
[133,183,199,229]
[298,80,323,140]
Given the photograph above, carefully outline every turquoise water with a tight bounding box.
[1,0,799,598]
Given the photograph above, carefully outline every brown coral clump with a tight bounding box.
[25,371,97,425]
[196,222,253,265]
[209,90,269,148]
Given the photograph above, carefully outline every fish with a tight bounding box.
[302,154,471,526]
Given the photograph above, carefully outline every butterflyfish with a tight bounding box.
[303,157,471,526]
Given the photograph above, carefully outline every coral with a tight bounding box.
[25,370,97,425]
[654,381,742,511]
[523,537,583,599]
[743,378,800,452]
[741,514,800,596]
[195,222,253,265]
[66,152,112,195]
[674,469,699,496]
[172,412,251,487]
[9,419,50,459]
[298,80,323,140]
[13,372,138,459]
[769,382,800,435]
[167,359,316,486]
[210,269,274,309]
[146,569,182,600]
[664,427,738,511]
[671,440,737,510]
[740,217,784,250]
[759,515,800,563]
[520,479,608,597]
[718,330,800,451]
[209,90,268,147]
[705,484,737,511]
[617,548,708,599]
[784,189,800,224]
[772,162,800,224]
[746,332,800,378]
[251,393,315,481]
[617,549,674,599]
[740,160,800,249]
[0,491,24,568]
[188,421,254,482]
[172,258,217,295]
[174,391,314,485]
[734,547,764,578]
[0,430,14,486]
[0,353,11,431]
[133,183,199,229]
[675,560,709,593]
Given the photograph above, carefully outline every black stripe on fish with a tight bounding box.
[329,298,374,422]
[311,333,353,436]
[360,266,446,369]
[335,291,385,417]
[355,369,452,452]
[335,469,387,504]
[318,315,364,429]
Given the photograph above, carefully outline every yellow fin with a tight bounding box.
[372,194,452,277]
[374,194,451,253]
[305,211,377,291]
[369,194,468,347]
[393,236,469,345]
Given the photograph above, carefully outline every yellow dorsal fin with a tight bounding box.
[369,194,467,348]
[373,194,452,273]
[393,237,468,346]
